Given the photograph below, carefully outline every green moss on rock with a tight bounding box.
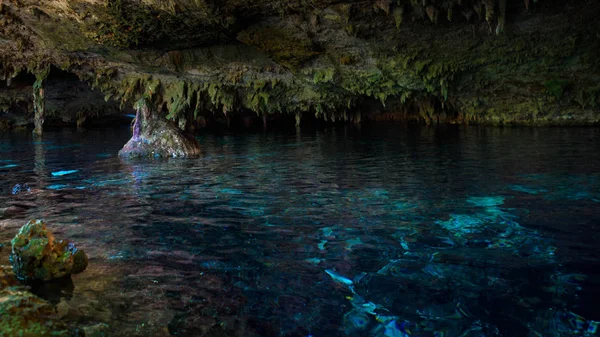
[237,25,321,71]
[10,220,88,283]
[1,0,598,127]
[1,266,69,337]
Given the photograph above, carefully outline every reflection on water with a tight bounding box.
[1,125,600,337]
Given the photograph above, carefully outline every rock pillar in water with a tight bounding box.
[10,219,88,283]
[32,78,45,136]
[119,98,201,158]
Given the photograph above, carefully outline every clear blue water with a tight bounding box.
[1,125,599,337]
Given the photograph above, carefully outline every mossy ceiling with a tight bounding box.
[1,0,599,125]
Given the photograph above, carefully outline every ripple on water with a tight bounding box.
[0,126,599,336]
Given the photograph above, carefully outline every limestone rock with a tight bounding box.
[82,323,111,337]
[1,0,599,131]
[10,219,89,283]
[0,288,70,337]
[0,266,69,337]
[0,265,19,288]
[119,99,201,158]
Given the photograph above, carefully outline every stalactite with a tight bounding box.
[353,110,362,125]
[77,115,86,129]
[462,9,473,21]
[483,0,495,23]
[32,78,45,136]
[496,0,507,35]
[473,2,482,20]
[295,111,302,128]
[393,7,404,29]
[426,6,438,23]
[178,117,187,131]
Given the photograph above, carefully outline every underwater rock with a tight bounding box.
[11,183,31,195]
[1,265,19,288]
[0,286,69,337]
[10,219,89,283]
[82,323,110,337]
[119,98,200,158]
[1,266,69,337]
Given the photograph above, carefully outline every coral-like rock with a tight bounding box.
[119,98,201,158]
[10,219,89,283]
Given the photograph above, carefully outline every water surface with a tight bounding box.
[1,125,599,337]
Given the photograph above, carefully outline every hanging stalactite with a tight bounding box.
[295,111,302,128]
[32,67,50,136]
[496,0,507,35]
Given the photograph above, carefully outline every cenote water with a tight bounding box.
[1,125,599,337]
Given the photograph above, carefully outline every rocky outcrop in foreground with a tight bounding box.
[0,265,69,337]
[10,219,88,283]
[1,220,107,336]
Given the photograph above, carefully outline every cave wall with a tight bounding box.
[0,0,599,127]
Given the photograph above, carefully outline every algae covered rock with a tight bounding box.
[119,98,201,158]
[0,287,70,337]
[0,266,69,337]
[10,219,88,283]
[0,265,19,288]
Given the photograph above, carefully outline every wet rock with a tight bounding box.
[10,219,89,283]
[11,183,31,195]
[56,299,71,319]
[30,276,75,305]
[0,266,69,337]
[0,287,70,336]
[119,99,200,158]
[82,323,110,337]
[1,265,19,288]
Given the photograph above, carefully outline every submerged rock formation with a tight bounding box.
[119,98,201,158]
[0,265,69,337]
[10,220,88,283]
[0,0,598,138]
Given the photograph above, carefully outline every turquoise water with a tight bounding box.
[1,125,599,337]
